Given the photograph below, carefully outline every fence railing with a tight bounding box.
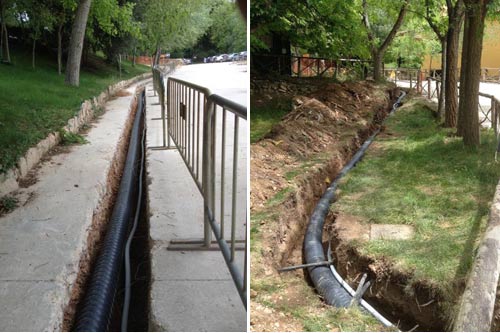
[252,54,370,80]
[152,71,247,308]
[384,68,500,137]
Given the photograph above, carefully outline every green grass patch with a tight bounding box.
[335,100,500,295]
[59,129,89,146]
[250,97,291,143]
[267,187,293,206]
[0,195,18,214]
[0,49,149,173]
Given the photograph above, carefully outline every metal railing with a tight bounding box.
[153,74,247,307]
[152,66,166,147]
[384,68,500,137]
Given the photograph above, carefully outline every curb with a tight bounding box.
[454,180,500,331]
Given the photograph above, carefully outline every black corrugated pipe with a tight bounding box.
[73,90,146,332]
[304,91,406,325]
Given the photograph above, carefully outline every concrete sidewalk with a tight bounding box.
[0,80,148,331]
[146,70,247,330]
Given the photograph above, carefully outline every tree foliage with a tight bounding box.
[142,0,212,54]
[209,0,246,53]
[251,0,369,59]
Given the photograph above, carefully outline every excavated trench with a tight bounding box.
[273,89,447,331]
[328,225,447,331]
[62,88,152,331]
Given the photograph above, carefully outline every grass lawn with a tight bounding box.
[0,49,149,173]
[334,98,500,300]
[250,97,291,143]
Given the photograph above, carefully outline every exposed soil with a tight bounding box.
[251,77,399,331]
[329,222,447,331]
[61,92,140,331]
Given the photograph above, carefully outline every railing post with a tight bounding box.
[417,70,421,93]
[427,77,431,99]
[160,74,166,148]
[493,98,497,135]
[202,98,215,248]
[166,78,171,148]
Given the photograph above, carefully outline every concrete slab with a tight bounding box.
[0,79,149,331]
[370,224,414,240]
[147,62,247,332]
[150,280,245,332]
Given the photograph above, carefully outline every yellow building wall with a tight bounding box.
[422,20,500,70]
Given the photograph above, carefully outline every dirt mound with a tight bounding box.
[251,80,394,210]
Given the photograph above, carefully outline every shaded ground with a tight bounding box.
[250,77,396,331]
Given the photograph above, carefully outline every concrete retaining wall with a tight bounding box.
[453,180,500,331]
[0,72,153,197]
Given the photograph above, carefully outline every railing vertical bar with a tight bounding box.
[191,89,196,175]
[492,98,497,135]
[167,79,171,147]
[184,86,188,156]
[187,87,192,167]
[202,99,214,248]
[220,107,227,240]
[183,85,186,154]
[196,92,201,181]
[179,82,181,145]
[173,81,176,143]
[182,85,185,154]
[230,116,239,262]
[212,105,217,232]
[243,217,247,291]
[176,82,179,144]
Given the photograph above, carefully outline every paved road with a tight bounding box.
[147,61,247,331]
[171,62,247,106]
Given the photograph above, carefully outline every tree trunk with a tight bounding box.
[65,0,92,87]
[460,0,489,147]
[444,2,464,128]
[132,46,136,67]
[457,15,469,136]
[438,38,447,119]
[32,38,36,69]
[118,53,122,77]
[57,23,63,75]
[0,6,10,63]
[154,46,161,66]
[373,52,383,82]
[362,0,408,82]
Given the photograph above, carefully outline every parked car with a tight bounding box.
[182,58,192,65]
[228,53,239,61]
[239,51,247,60]
[215,54,229,62]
